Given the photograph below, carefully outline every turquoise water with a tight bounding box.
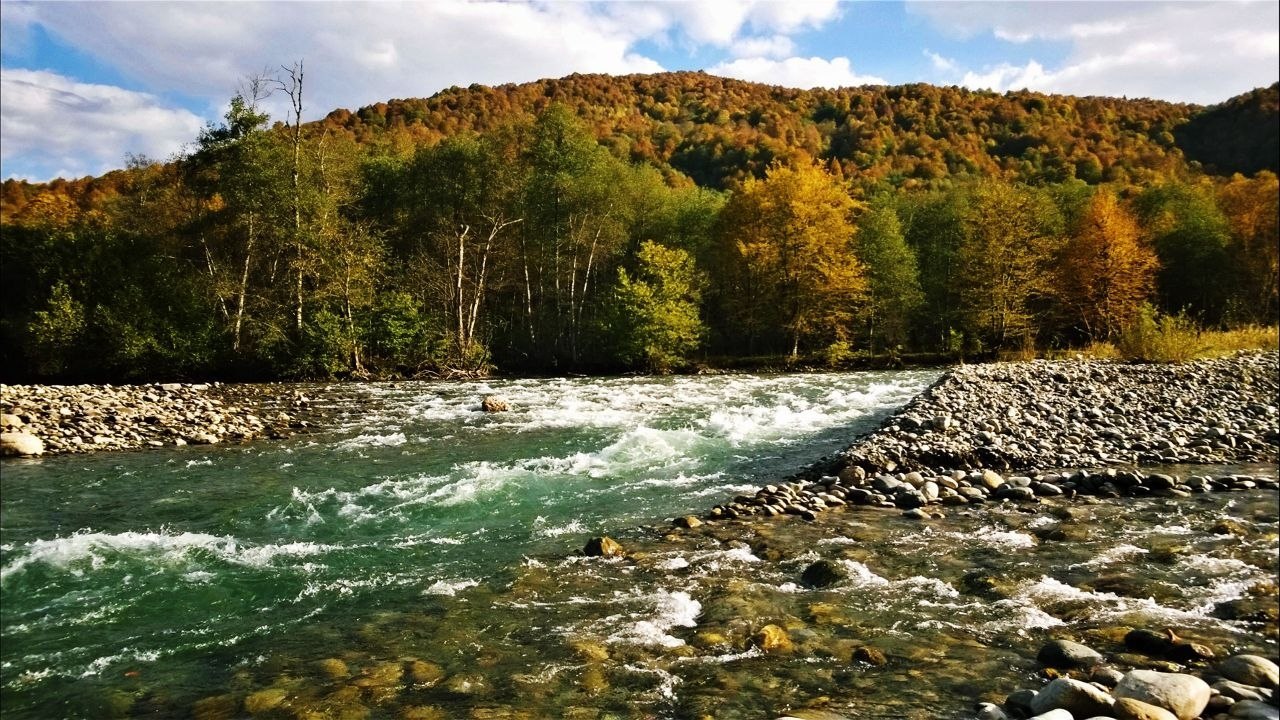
[3,371,1277,719]
[1,370,944,717]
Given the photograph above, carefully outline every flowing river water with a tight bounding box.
[1,370,1276,719]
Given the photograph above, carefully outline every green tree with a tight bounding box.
[611,241,705,371]
[1133,181,1232,324]
[856,204,922,353]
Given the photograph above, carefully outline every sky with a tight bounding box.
[1,0,1277,182]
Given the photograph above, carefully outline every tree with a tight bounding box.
[856,204,922,353]
[1054,188,1157,341]
[896,187,968,351]
[718,161,865,358]
[188,80,290,356]
[1133,181,1233,325]
[956,181,1064,349]
[611,241,705,371]
[1216,172,1279,323]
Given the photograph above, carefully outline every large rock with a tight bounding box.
[1029,677,1115,717]
[801,559,847,588]
[0,432,43,456]
[1038,639,1104,669]
[1113,670,1211,720]
[1,413,24,428]
[1219,655,1279,689]
[751,624,792,653]
[583,536,624,557]
[481,395,510,412]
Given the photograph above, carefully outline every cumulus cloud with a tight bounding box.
[730,35,796,59]
[924,49,959,74]
[909,1,1279,103]
[0,68,204,180]
[708,56,885,89]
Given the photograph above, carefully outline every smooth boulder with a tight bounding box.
[1030,677,1115,717]
[1038,639,1104,669]
[1114,696,1179,720]
[0,432,43,456]
[1113,670,1211,720]
[1219,655,1279,689]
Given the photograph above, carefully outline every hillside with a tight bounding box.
[5,73,1276,217]
[320,72,1200,189]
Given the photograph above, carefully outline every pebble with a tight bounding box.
[705,352,1278,523]
[0,383,314,456]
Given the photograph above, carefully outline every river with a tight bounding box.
[1,370,1276,719]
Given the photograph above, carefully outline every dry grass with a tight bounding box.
[1071,323,1276,362]
[1197,325,1279,356]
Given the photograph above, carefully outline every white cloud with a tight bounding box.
[910,1,1279,103]
[924,49,958,74]
[730,35,796,59]
[7,1,666,131]
[0,68,204,180]
[708,56,885,89]
[961,60,1050,93]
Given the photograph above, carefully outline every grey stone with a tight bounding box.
[1114,670,1211,720]
[1038,639,1104,669]
[1230,700,1279,719]
[1219,655,1279,689]
[1030,677,1115,717]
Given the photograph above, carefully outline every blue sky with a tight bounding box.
[2,1,1276,182]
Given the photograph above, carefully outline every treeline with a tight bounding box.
[0,74,1276,381]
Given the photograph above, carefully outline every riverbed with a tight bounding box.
[1,369,1276,719]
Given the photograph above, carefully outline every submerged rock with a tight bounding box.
[583,536,625,557]
[751,624,792,653]
[801,559,846,588]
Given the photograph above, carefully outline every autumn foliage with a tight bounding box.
[1,73,1276,380]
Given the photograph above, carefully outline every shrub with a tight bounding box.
[1116,304,1203,362]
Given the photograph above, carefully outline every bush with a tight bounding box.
[1116,305,1203,362]
[822,339,853,367]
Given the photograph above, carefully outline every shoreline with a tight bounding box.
[0,382,334,457]
[705,350,1279,522]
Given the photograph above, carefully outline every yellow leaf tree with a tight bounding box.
[1216,171,1279,323]
[1055,188,1158,341]
[719,162,865,358]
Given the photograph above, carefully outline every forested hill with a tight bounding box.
[4,74,1276,212]
[1,73,1276,383]
[318,73,1275,187]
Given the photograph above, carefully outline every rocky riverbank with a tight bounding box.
[709,351,1279,521]
[977,637,1277,720]
[0,382,327,456]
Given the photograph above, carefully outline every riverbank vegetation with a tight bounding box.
[1,73,1276,381]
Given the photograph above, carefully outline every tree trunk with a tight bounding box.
[233,212,255,352]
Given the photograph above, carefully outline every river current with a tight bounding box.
[1,370,1276,719]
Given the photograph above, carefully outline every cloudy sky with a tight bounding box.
[2,0,1277,182]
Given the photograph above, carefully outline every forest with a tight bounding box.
[1,72,1276,381]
